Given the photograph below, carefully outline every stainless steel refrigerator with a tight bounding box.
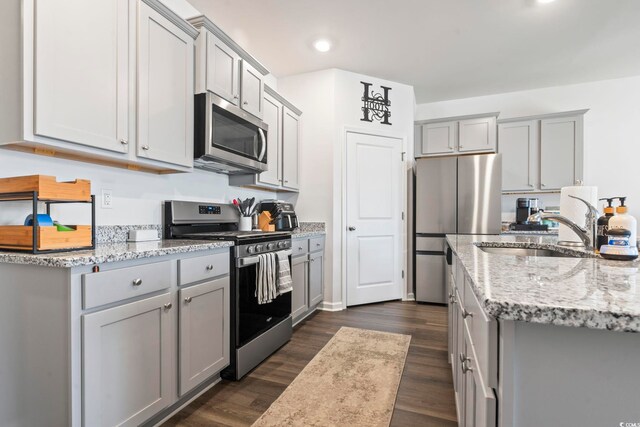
[414,154,502,303]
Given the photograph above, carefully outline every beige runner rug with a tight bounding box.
[252,326,411,427]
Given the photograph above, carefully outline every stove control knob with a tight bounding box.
[255,244,264,252]
[247,246,256,254]
[277,241,286,249]
[267,243,275,250]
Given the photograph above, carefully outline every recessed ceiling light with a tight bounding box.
[313,39,332,53]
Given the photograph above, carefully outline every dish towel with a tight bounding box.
[276,250,293,295]
[256,253,278,304]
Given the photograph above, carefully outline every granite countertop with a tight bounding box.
[501,229,559,236]
[0,240,234,268]
[291,222,326,238]
[447,234,640,333]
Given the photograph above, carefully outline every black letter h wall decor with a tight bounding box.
[360,81,392,125]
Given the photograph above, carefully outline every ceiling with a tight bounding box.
[185,0,640,103]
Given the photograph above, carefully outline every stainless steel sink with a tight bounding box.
[477,246,582,258]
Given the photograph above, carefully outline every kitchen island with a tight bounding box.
[446,234,640,427]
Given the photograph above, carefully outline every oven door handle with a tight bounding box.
[257,128,267,162]
[238,249,292,267]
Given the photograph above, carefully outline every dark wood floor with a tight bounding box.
[164,301,457,426]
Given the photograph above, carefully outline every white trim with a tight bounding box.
[318,301,345,312]
[151,376,222,427]
[403,293,416,302]
[340,126,408,308]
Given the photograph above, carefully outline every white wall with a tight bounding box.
[279,69,415,308]
[416,75,640,221]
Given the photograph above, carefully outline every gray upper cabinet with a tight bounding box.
[33,0,129,154]
[137,1,194,167]
[83,292,174,427]
[498,120,537,192]
[179,277,230,396]
[240,60,264,119]
[421,121,457,155]
[498,110,587,193]
[458,116,497,152]
[282,106,301,190]
[540,114,584,190]
[190,15,269,120]
[415,113,498,158]
[206,33,240,105]
[229,86,302,192]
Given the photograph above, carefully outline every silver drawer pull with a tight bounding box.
[461,309,473,319]
[206,264,214,271]
[142,145,150,151]
[164,303,172,311]
[316,243,321,247]
[298,247,303,250]
[120,139,128,145]
[462,359,473,374]
[132,278,142,287]
[184,297,193,304]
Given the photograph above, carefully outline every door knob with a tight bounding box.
[348,226,356,231]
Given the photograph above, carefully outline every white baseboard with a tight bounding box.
[152,376,221,426]
[403,293,415,301]
[318,301,344,311]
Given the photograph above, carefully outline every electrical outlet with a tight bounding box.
[101,189,113,209]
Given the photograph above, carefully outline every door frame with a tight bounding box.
[340,126,409,308]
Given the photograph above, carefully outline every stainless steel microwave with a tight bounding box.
[194,92,269,174]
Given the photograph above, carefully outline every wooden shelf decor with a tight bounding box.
[0,183,96,253]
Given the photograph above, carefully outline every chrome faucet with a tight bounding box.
[528,195,599,252]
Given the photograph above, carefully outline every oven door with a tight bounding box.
[236,252,292,347]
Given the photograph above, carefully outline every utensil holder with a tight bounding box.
[239,216,252,231]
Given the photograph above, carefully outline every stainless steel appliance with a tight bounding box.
[414,154,502,303]
[258,200,299,231]
[164,200,292,380]
[509,198,548,231]
[194,92,269,174]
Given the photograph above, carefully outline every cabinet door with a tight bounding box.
[421,121,456,155]
[179,277,230,396]
[459,117,497,153]
[540,115,583,190]
[240,60,264,119]
[258,93,282,187]
[291,255,308,323]
[464,334,497,427]
[282,107,301,190]
[309,251,324,307]
[137,2,194,167]
[455,289,466,426]
[498,120,537,192]
[83,293,174,427]
[34,0,128,153]
[206,33,240,105]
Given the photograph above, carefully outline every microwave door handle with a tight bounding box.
[257,128,267,162]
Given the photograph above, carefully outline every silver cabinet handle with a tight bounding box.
[243,101,248,105]
[206,264,214,271]
[132,278,142,286]
[298,246,303,250]
[233,95,239,100]
[184,297,193,303]
[316,243,321,247]
[120,139,128,145]
[164,302,172,310]
[348,226,356,231]
[462,359,473,374]
[459,353,469,363]
[284,180,289,183]
[142,145,149,151]
[540,183,546,188]
[462,308,473,319]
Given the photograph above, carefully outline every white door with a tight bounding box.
[346,131,403,306]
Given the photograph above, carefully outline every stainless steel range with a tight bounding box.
[164,200,293,380]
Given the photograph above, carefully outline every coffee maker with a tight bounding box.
[510,198,548,231]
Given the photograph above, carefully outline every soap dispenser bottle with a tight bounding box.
[608,197,637,245]
[596,198,615,250]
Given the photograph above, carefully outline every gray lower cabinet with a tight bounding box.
[291,236,325,325]
[82,292,175,427]
[179,277,230,396]
[291,254,309,322]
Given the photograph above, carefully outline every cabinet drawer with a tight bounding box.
[83,260,176,309]
[463,276,498,388]
[292,238,309,257]
[455,257,466,299]
[179,251,230,285]
[309,236,325,253]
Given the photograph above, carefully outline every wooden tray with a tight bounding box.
[0,226,93,250]
[0,175,91,201]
